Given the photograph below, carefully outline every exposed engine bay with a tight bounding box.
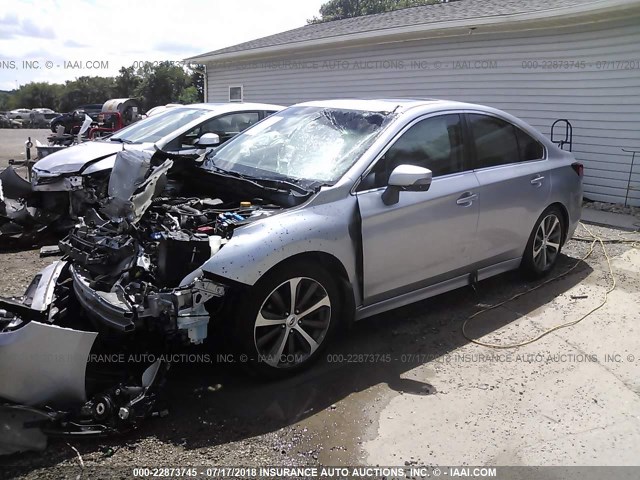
[0,148,291,453]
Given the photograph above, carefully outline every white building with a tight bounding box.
[188,0,640,205]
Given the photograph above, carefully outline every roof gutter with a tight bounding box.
[185,0,640,63]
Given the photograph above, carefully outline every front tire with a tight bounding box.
[234,261,341,377]
[521,206,565,278]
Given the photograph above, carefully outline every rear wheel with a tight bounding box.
[234,261,341,377]
[521,206,565,278]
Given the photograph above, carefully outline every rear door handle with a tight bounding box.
[530,175,545,186]
[456,192,478,206]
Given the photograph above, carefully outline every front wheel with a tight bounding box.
[521,206,565,278]
[234,261,341,377]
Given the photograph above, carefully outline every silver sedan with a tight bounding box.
[4,99,583,380]
[0,99,583,438]
[195,98,583,375]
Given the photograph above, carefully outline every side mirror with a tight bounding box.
[195,133,220,148]
[382,165,432,205]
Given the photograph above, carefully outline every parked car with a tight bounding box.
[75,103,103,120]
[146,103,182,117]
[6,108,32,120]
[49,104,104,133]
[32,108,60,127]
[0,99,582,448]
[0,102,284,244]
[0,114,20,128]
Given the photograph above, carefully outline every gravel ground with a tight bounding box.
[0,224,637,478]
[583,200,640,218]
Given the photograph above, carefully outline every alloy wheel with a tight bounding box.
[533,213,562,270]
[253,277,331,368]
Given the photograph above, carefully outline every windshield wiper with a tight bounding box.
[206,162,314,196]
[110,138,135,144]
[207,164,287,193]
[247,176,314,195]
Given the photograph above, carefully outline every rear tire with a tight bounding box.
[521,206,565,278]
[234,261,341,378]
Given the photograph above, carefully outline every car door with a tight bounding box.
[466,113,551,265]
[356,113,480,304]
[167,111,263,153]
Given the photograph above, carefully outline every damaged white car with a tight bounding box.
[0,99,582,453]
[0,103,282,246]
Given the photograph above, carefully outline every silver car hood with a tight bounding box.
[33,141,147,175]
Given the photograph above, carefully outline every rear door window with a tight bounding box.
[468,114,519,168]
[468,113,545,168]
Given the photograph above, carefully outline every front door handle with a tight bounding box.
[456,192,478,206]
[530,175,545,186]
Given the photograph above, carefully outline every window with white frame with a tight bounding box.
[229,85,243,102]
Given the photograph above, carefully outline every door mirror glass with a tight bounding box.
[383,165,432,205]
[195,132,220,147]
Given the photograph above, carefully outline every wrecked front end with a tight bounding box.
[0,167,71,247]
[0,166,108,249]
[0,261,168,455]
[1,149,288,453]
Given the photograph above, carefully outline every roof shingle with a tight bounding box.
[189,0,601,60]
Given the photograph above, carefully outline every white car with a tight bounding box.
[0,103,284,243]
[32,108,57,114]
[146,103,182,117]
[32,102,283,190]
[7,108,32,120]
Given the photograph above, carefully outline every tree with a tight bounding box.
[133,62,190,110]
[114,66,141,98]
[178,86,200,104]
[58,76,115,111]
[189,65,206,101]
[0,91,10,111]
[2,62,204,113]
[308,0,453,23]
[133,62,204,109]
[7,82,63,109]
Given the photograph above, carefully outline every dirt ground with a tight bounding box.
[0,129,639,477]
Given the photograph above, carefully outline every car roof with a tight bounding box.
[295,98,487,114]
[177,102,285,113]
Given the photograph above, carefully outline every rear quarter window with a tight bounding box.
[515,127,545,161]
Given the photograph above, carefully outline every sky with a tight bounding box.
[0,0,327,91]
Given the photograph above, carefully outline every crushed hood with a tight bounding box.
[32,141,144,175]
[102,149,174,223]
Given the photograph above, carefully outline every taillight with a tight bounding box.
[571,162,584,177]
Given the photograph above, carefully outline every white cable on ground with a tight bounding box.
[461,222,638,349]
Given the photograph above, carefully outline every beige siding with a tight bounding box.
[206,17,640,205]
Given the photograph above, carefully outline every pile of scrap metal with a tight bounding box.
[0,148,286,454]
